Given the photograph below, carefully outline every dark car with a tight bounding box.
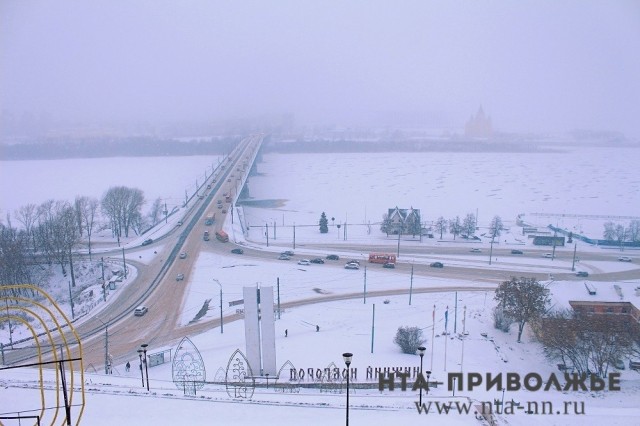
[310,258,325,264]
[141,239,153,246]
[511,249,524,255]
[383,262,395,269]
[282,250,295,256]
[576,271,589,277]
[326,254,340,260]
[430,262,444,268]
[231,248,244,254]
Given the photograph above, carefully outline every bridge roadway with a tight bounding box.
[9,135,640,371]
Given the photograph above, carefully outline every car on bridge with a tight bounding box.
[470,248,482,253]
[179,252,187,259]
[282,250,295,256]
[176,273,185,281]
[542,253,553,258]
[298,259,311,266]
[278,254,291,260]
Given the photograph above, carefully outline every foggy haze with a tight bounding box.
[1,1,639,136]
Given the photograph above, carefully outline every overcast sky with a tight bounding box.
[1,1,639,135]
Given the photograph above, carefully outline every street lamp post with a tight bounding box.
[417,346,426,405]
[137,349,144,387]
[141,343,150,391]
[213,279,223,333]
[426,370,432,395]
[343,352,353,426]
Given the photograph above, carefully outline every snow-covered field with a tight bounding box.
[1,146,640,425]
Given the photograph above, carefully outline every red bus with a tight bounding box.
[215,230,229,243]
[369,253,396,264]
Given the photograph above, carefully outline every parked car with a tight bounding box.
[298,259,311,266]
[344,262,360,270]
[282,250,295,256]
[618,256,632,262]
[310,258,325,264]
[141,239,153,246]
[511,249,524,255]
[176,273,185,281]
[231,248,244,254]
[326,254,340,260]
[430,262,444,268]
[542,253,553,258]
[134,306,148,316]
[179,252,187,259]
[576,271,589,277]
[278,254,291,260]
[470,248,482,253]
[383,262,395,269]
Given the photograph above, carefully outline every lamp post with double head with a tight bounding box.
[141,343,150,391]
[343,352,353,426]
[417,346,426,405]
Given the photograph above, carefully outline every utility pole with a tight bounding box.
[122,248,127,279]
[454,291,458,334]
[363,265,367,304]
[397,229,401,258]
[571,243,577,271]
[409,265,414,305]
[68,281,75,320]
[265,223,269,247]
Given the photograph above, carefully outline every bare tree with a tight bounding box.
[449,216,462,240]
[535,309,637,377]
[628,220,640,242]
[614,224,628,250]
[462,213,476,237]
[15,203,39,251]
[434,216,447,239]
[78,197,100,259]
[101,186,146,243]
[603,221,616,240]
[489,215,504,238]
[148,197,164,226]
[494,277,550,343]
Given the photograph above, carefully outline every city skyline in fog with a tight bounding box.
[1,1,640,137]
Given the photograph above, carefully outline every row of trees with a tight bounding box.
[1,186,155,291]
[603,220,640,244]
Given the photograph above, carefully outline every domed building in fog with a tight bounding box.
[465,106,493,138]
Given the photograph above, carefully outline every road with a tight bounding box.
[8,134,640,372]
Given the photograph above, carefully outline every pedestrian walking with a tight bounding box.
[316,325,320,332]
[285,329,288,337]
[125,361,130,372]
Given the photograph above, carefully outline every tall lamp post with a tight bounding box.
[141,343,150,391]
[213,279,223,333]
[417,346,426,405]
[343,352,353,426]
[426,370,432,395]
[137,349,144,387]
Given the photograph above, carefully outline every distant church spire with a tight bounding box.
[465,105,493,138]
